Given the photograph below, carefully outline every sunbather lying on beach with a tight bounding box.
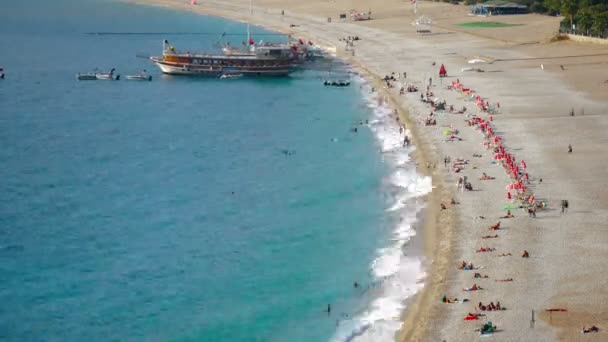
[479,173,495,180]
[463,284,483,291]
[441,295,467,303]
[425,118,437,126]
[500,210,514,219]
[478,321,497,335]
[489,222,501,230]
[478,301,504,311]
[482,234,498,239]
[498,253,512,257]
[459,261,475,270]
[495,278,513,282]
[474,273,489,279]
[476,247,495,253]
[464,312,484,320]
[581,325,599,334]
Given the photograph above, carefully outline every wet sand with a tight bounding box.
[133,1,608,340]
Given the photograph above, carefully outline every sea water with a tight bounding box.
[0,0,431,341]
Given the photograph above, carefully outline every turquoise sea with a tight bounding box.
[0,1,429,341]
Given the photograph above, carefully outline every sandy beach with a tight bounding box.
[133,0,608,340]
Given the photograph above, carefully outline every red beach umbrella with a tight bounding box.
[439,64,447,77]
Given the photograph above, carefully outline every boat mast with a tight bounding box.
[247,0,253,51]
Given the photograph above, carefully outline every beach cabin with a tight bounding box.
[470,1,528,16]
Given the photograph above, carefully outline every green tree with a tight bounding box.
[575,8,594,32]
[543,0,562,13]
[562,0,579,28]
[591,11,608,36]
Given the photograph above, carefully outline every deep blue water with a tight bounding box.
[0,1,393,341]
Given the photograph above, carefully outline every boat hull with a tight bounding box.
[77,74,97,80]
[95,74,120,80]
[126,75,152,81]
[151,58,291,77]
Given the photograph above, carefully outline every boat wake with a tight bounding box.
[331,77,432,342]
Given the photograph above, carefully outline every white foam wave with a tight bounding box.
[331,80,433,341]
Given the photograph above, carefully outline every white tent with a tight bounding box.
[415,16,432,34]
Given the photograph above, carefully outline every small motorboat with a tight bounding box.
[219,68,243,79]
[0,67,4,79]
[95,68,120,80]
[126,70,152,81]
[323,80,350,87]
[219,73,243,79]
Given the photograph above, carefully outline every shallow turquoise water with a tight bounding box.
[0,1,394,341]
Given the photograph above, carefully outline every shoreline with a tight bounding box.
[130,1,608,341]
[128,1,451,339]
[358,68,455,341]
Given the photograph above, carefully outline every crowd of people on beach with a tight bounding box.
[390,63,552,335]
[330,60,597,337]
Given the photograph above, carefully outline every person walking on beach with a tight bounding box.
[561,200,569,213]
[568,144,573,153]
